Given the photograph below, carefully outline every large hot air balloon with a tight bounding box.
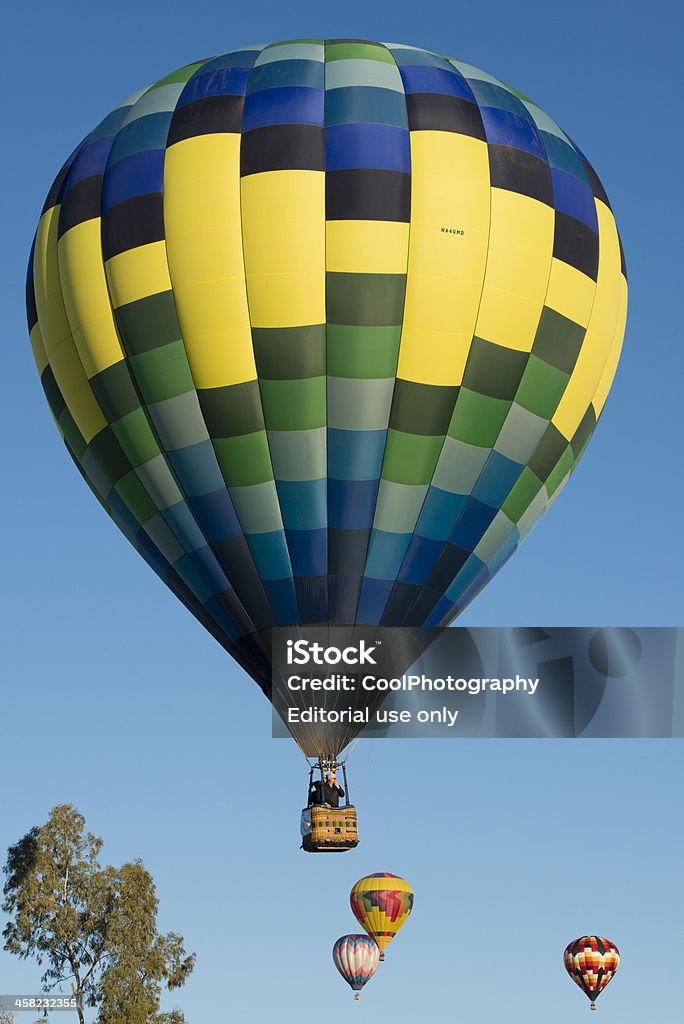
[564,936,620,1010]
[350,873,414,959]
[27,39,627,764]
[332,934,380,999]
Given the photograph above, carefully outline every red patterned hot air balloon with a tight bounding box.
[563,935,620,1010]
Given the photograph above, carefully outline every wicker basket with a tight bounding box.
[302,805,359,852]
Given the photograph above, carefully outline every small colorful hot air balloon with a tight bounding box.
[564,935,620,1010]
[332,934,380,999]
[350,873,414,960]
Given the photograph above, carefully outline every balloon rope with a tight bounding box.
[352,739,374,795]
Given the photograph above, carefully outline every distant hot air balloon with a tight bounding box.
[350,873,414,959]
[28,39,627,766]
[564,936,620,1010]
[332,934,380,999]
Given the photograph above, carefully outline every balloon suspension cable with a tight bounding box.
[341,761,350,806]
[352,738,374,796]
[344,737,360,761]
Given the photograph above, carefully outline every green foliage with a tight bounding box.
[2,805,195,1024]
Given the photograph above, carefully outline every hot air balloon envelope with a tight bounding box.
[28,40,627,757]
[350,872,414,957]
[564,935,620,1009]
[333,934,380,997]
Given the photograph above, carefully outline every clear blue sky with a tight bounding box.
[2,1,682,1020]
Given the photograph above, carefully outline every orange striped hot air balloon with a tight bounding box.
[350,873,414,960]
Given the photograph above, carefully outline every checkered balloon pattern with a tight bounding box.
[27,40,627,695]
[564,935,620,1005]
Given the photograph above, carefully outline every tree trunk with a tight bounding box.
[71,976,85,1024]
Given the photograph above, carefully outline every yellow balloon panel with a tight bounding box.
[475,190,555,352]
[241,171,326,329]
[553,201,622,439]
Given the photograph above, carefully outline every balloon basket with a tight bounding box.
[354,993,360,1001]
[301,805,359,852]
[379,953,385,961]
[590,1003,597,1011]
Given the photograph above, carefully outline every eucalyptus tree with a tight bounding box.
[2,806,195,1024]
